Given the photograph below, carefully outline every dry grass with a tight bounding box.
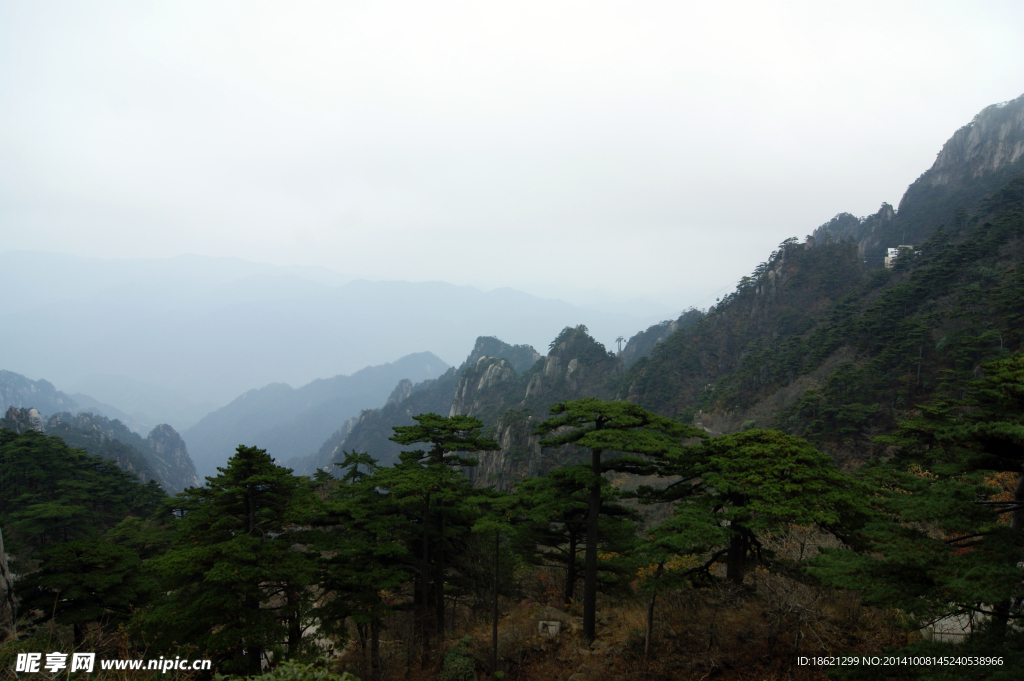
[3,550,907,681]
[325,559,910,681]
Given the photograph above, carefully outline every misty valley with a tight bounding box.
[3,94,1024,681]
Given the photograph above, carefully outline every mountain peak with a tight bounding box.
[915,93,1024,192]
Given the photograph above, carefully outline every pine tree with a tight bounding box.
[378,414,498,650]
[139,445,315,675]
[814,352,1024,648]
[667,429,863,584]
[534,398,705,642]
[316,451,412,681]
[516,466,639,606]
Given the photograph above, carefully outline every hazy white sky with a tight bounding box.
[2,1,1023,309]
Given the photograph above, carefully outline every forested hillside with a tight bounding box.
[627,174,1024,463]
[0,407,199,493]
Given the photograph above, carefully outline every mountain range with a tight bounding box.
[0,253,671,426]
[3,92,1022,497]
[310,93,1024,486]
[182,351,449,477]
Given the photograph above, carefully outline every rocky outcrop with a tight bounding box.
[321,330,616,485]
[461,337,542,374]
[2,406,44,434]
[810,203,896,260]
[449,357,516,417]
[147,424,201,491]
[45,411,159,484]
[923,95,1024,188]
[467,411,548,489]
[809,94,1024,266]
[387,380,414,406]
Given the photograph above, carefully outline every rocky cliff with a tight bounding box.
[1,406,44,434]
[620,308,705,368]
[922,96,1024,188]
[146,424,201,491]
[811,202,896,260]
[324,329,619,488]
[813,93,1024,264]
[44,411,160,484]
[39,412,200,493]
[627,169,1024,464]
[327,94,1024,486]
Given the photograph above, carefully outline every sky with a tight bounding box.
[2,1,1024,311]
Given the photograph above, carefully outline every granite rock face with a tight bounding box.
[40,411,200,493]
[811,203,896,260]
[322,328,620,490]
[147,424,201,491]
[620,308,704,369]
[923,95,1024,188]
[812,93,1024,262]
[2,406,44,434]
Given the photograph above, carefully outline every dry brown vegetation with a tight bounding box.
[328,530,915,681]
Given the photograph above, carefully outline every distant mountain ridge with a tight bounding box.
[0,370,80,418]
[0,255,668,412]
[1,406,199,493]
[183,352,449,477]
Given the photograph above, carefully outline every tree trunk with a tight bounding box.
[644,563,663,662]
[726,527,747,585]
[286,589,301,656]
[356,622,367,675]
[436,504,445,642]
[583,449,602,643]
[492,530,499,675]
[564,527,577,605]
[246,594,263,675]
[421,493,431,655]
[370,617,381,681]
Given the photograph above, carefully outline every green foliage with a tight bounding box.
[20,537,158,640]
[536,398,706,471]
[0,428,166,551]
[138,446,318,675]
[516,467,640,603]
[390,413,499,467]
[43,412,161,488]
[627,173,1024,456]
[809,351,1024,656]
[440,637,477,681]
[535,398,702,639]
[642,429,865,585]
